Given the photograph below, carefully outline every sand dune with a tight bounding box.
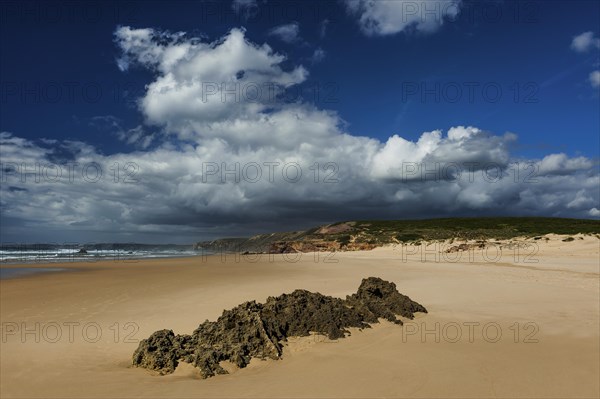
[1,235,598,398]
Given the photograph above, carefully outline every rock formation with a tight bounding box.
[132,277,427,378]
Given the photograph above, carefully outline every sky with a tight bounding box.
[0,0,599,244]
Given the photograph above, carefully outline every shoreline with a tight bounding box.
[0,253,218,267]
[0,253,205,268]
[2,232,595,269]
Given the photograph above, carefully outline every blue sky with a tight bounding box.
[1,0,599,243]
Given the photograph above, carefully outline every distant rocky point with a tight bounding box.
[132,277,427,378]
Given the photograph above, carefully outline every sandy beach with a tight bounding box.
[3,1,599,396]
[1,234,599,398]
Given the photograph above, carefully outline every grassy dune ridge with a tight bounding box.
[196,217,600,253]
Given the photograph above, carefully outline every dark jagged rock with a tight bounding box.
[188,301,282,378]
[346,277,428,324]
[132,277,427,378]
[132,329,180,375]
[260,290,370,340]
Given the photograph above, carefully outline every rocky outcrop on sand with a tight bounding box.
[267,240,378,254]
[444,242,487,253]
[132,277,427,378]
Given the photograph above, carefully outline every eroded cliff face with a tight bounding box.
[194,222,381,254]
[132,277,427,378]
[266,239,377,254]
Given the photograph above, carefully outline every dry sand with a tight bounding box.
[1,234,599,398]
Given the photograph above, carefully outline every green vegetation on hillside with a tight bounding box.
[330,217,600,244]
[196,217,600,252]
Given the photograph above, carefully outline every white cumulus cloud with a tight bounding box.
[311,47,326,64]
[268,22,301,43]
[1,27,598,243]
[571,31,600,52]
[343,0,461,36]
[589,70,600,88]
[569,32,600,88]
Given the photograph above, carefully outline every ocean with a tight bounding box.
[0,243,205,265]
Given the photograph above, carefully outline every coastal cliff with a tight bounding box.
[194,217,600,254]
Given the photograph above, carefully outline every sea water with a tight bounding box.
[0,244,205,265]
